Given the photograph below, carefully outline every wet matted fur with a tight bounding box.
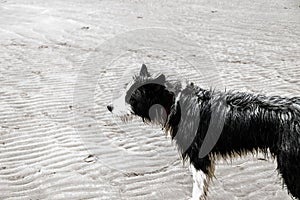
[108,64,300,199]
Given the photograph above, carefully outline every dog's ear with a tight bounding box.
[140,64,150,77]
[155,74,165,84]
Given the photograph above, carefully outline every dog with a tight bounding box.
[107,64,300,200]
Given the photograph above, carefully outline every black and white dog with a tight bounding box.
[107,64,300,200]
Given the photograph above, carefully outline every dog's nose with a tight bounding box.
[107,105,113,112]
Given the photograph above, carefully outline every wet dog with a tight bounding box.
[107,64,300,200]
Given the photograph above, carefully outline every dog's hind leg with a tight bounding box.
[277,151,300,199]
[189,160,214,200]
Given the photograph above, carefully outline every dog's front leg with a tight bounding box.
[189,164,209,200]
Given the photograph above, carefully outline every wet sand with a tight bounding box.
[0,0,299,199]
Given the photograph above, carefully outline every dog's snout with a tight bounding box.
[107,105,113,112]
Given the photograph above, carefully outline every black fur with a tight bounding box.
[111,65,300,199]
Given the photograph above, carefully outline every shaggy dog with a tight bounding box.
[107,64,300,200]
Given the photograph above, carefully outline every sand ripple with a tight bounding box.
[1,0,299,199]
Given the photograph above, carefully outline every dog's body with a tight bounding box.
[108,65,300,200]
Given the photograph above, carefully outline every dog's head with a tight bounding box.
[107,64,175,124]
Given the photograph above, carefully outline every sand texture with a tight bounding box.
[0,0,299,199]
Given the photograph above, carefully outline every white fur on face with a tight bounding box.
[110,80,134,117]
[111,92,132,116]
[190,164,207,200]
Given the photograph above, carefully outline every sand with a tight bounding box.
[0,0,299,199]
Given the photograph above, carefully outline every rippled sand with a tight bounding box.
[0,0,299,199]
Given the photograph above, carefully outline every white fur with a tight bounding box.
[111,93,132,116]
[174,80,188,106]
[190,164,207,200]
[181,80,188,90]
[110,80,134,116]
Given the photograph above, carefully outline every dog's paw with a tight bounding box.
[188,196,207,200]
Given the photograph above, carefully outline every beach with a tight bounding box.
[0,0,299,199]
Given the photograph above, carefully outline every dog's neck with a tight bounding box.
[164,83,212,138]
